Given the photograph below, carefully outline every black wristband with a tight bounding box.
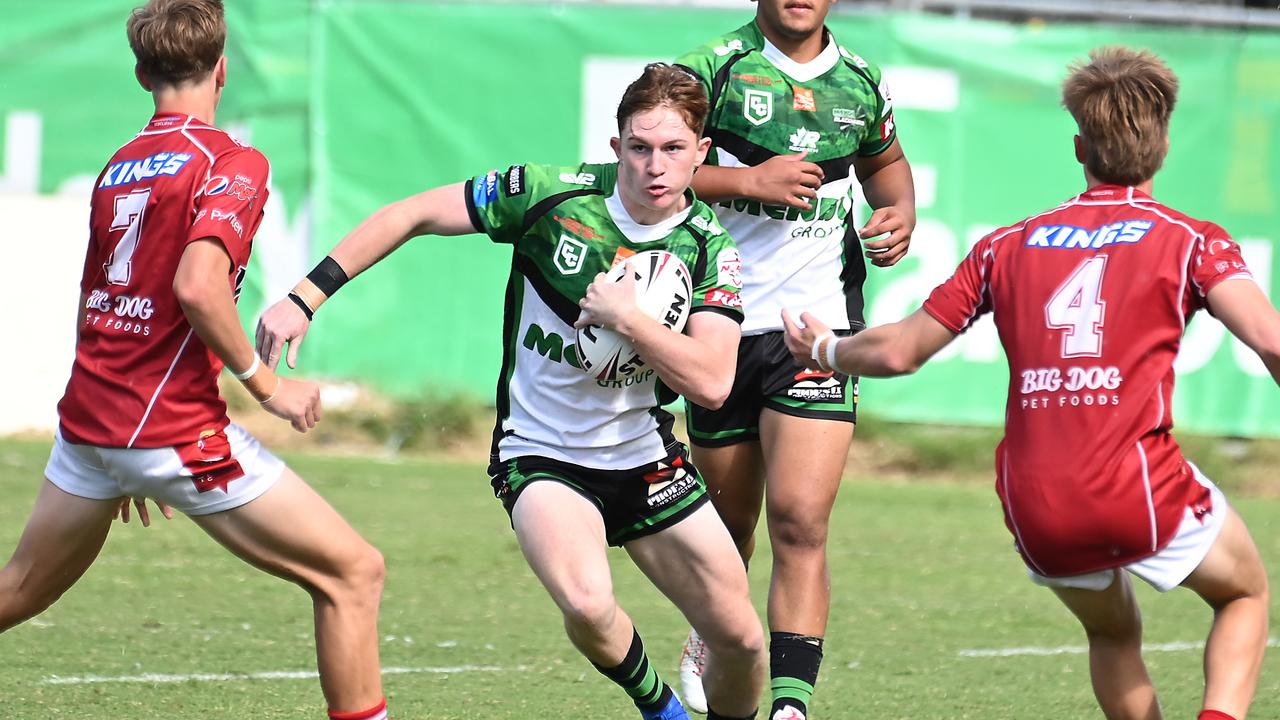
[287,292,314,320]
[306,256,350,298]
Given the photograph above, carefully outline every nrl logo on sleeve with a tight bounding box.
[743,89,773,126]
[554,234,588,275]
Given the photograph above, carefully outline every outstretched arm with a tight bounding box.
[255,182,474,369]
[781,307,955,377]
[1207,278,1280,385]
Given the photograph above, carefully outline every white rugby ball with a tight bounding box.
[576,249,693,382]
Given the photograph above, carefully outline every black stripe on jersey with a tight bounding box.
[702,52,752,133]
[463,178,484,233]
[841,57,896,157]
[490,269,521,464]
[708,129,857,186]
[512,252,583,327]
[520,188,603,237]
[683,223,711,278]
[840,222,868,326]
[691,305,745,324]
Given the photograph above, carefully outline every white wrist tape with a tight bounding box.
[824,336,843,375]
[233,353,261,381]
[811,333,834,370]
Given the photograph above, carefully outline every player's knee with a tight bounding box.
[345,544,386,599]
[704,617,765,664]
[0,580,58,632]
[1080,604,1143,644]
[768,509,829,553]
[558,585,618,635]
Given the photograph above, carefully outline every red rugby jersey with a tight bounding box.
[923,185,1251,576]
[58,113,269,448]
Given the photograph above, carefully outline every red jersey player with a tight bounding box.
[783,47,1269,720]
[0,3,390,719]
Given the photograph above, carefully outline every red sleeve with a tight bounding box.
[188,147,270,266]
[922,233,996,334]
[1189,222,1252,308]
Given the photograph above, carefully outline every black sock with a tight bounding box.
[769,631,824,717]
[591,628,674,713]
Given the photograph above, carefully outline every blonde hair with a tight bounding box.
[127,0,226,88]
[1062,46,1180,186]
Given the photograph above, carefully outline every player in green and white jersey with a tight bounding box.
[256,64,766,720]
[673,2,917,718]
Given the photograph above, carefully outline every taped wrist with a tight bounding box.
[291,256,350,316]
[241,364,280,404]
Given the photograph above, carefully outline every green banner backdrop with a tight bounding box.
[4,2,1278,435]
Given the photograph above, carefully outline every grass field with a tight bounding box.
[1,435,1278,719]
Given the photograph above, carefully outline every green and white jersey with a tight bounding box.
[465,162,744,470]
[677,21,896,335]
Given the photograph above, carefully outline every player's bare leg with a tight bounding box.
[0,480,119,631]
[513,481,683,718]
[757,410,852,718]
[759,410,850,635]
[628,502,767,719]
[192,468,385,715]
[691,441,765,559]
[1052,571,1160,720]
[1181,508,1269,720]
[682,440,763,713]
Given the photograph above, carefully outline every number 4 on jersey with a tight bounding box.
[105,188,152,286]
[1046,255,1108,358]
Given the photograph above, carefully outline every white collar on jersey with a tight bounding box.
[760,30,840,83]
[606,187,693,244]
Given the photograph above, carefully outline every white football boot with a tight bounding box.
[678,628,708,714]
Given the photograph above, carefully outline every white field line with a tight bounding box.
[42,664,525,686]
[960,637,1280,658]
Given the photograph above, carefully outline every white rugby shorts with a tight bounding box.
[1027,463,1227,593]
[45,424,284,516]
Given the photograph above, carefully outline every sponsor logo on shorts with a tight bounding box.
[786,374,845,403]
[99,152,194,189]
[645,466,697,509]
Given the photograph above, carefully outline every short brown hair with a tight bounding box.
[1062,46,1179,186]
[616,63,709,137]
[127,0,226,88]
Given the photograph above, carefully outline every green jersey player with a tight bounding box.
[257,64,766,720]
[673,2,917,718]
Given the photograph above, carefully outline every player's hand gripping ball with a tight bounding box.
[575,249,692,382]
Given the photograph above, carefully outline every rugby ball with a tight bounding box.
[576,250,693,382]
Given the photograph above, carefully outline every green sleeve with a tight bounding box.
[688,210,744,323]
[855,58,897,157]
